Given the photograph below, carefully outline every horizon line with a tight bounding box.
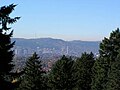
[12,37,101,42]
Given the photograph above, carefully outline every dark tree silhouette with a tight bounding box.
[75,52,95,90]
[91,28,120,90]
[0,4,20,90]
[49,55,77,90]
[17,52,46,90]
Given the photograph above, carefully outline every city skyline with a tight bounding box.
[0,0,120,41]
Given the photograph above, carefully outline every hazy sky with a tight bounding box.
[0,0,120,41]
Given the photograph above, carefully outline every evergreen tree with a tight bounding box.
[49,55,77,90]
[91,28,120,90]
[17,52,46,90]
[0,4,20,90]
[106,52,120,90]
[75,52,95,90]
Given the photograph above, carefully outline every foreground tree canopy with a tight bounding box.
[49,55,77,90]
[0,4,20,90]
[17,52,46,90]
[92,28,120,90]
[75,52,95,90]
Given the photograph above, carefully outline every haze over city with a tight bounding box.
[0,0,120,41]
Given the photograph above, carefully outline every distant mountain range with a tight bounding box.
[12,38,100,57]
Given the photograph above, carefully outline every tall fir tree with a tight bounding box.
[106,52,120,90]
[75,52,95,90]
[0,4,20,90]
[49,55,77,90]
[17,52,46,90]
[91,28,120,90]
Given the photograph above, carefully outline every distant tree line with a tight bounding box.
[0,4,120,90]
